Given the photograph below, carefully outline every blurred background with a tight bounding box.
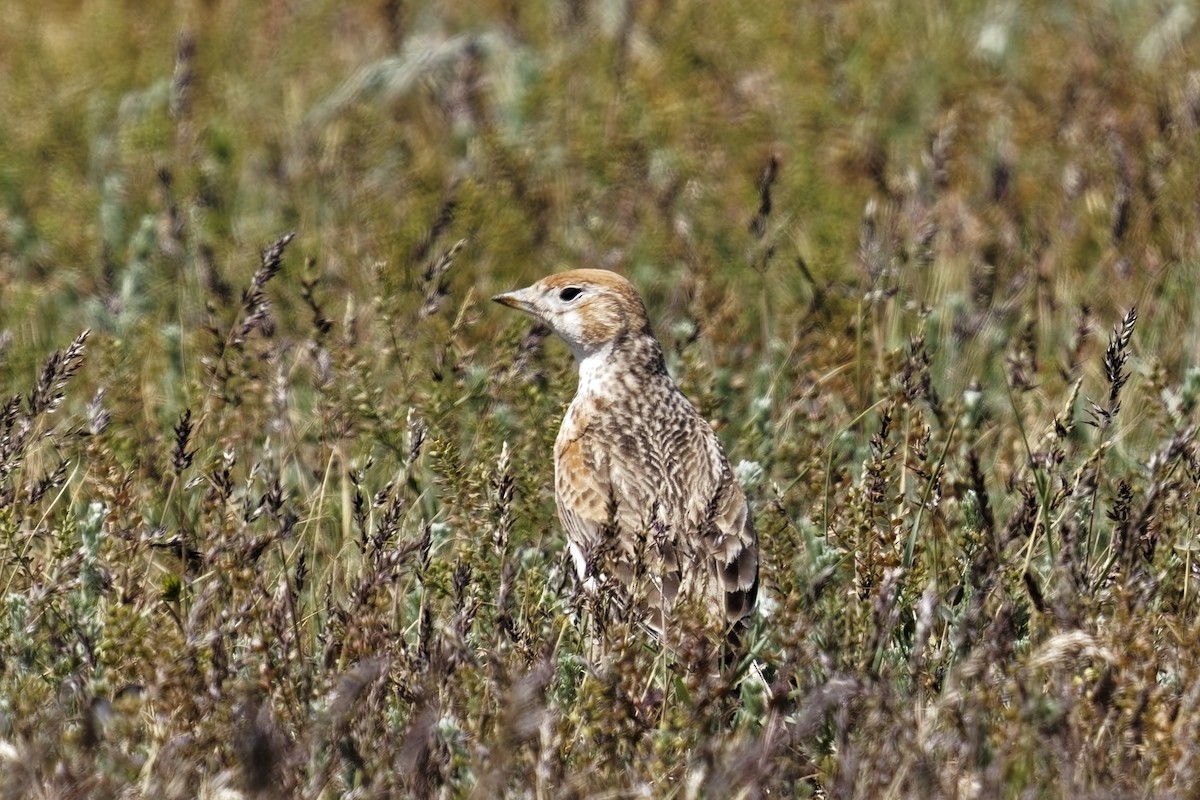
[4,1,1200,797]
[5,0,1199,388]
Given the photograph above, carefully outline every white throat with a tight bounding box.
[574,341,619,395]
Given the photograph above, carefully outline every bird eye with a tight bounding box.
[559,287,583,302]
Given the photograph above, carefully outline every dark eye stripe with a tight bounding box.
[559,287,582,301]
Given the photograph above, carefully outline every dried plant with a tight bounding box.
[4,4,1200,798]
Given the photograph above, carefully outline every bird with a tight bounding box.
[493,269,758,646]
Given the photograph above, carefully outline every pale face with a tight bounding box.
[492,269,650,361]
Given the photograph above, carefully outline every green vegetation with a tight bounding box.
[3,0,1200,796]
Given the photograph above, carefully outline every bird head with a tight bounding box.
[493,269,652,361]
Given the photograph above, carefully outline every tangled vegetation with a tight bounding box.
[3,1,1200,797]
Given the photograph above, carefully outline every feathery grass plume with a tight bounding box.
[197,233,295,411]
[171,409,195,475]
[1071,308,1142,585]
[451,558,476,635]
[1089,306,1138,426]
[237,233,296,343]
[418,238,466,320]
[299,267,333,338]
[966,449,996,539]
[490,441,513,556]
[1,331,89,511]
[84,387,110,437]
[865,403,895,507]
[749,152,779,240]
[1107,425,1196,582]
[348,462,371,552]
[901,332,944,423]
[24,458,68,505]
[27,330,89,418]
[0,394,25,494]
[402,408,428,472]
[1106,479,1133,542]
[1006,319,1038,392]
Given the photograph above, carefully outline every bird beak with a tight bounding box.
[492,286,539,316]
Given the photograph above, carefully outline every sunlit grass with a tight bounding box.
[3,1,1200,797]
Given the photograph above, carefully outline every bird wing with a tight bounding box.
[707,454,759,626]
[554,421,614,578]
[555,399,758,632]
[554,404,682,619]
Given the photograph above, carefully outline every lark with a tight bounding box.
[494,269,758,642]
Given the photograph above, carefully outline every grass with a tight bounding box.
[3,0,1200,797]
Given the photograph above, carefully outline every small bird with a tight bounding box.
[493,269,758,643]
